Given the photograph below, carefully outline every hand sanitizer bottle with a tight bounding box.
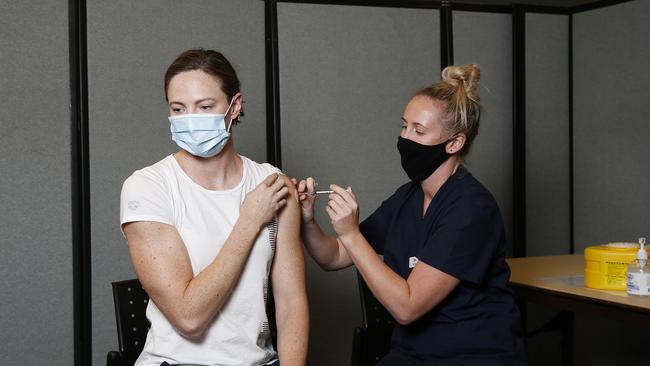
[627,237,650,296]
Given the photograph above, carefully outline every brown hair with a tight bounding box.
[164,49,244,122]
[416,63,482,157]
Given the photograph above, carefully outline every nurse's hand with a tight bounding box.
[292,177,317,224]
[325,184,360,241]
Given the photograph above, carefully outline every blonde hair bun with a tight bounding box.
[415,63,482,158]
[441,63,480,101]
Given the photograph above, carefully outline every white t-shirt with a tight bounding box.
[120,154,280,366]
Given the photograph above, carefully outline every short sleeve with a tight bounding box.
[359,200,392,255]
[250,161,282,184]
[417,194,500,285]
[120,171,174,235]
[262,163,282,176]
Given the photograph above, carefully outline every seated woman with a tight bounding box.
[120,49,308,366]
[296,64,527,365]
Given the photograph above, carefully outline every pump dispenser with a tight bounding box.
[627,237,650,295]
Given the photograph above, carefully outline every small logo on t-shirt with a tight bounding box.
[127,200,139,210]
[409,256,419,268]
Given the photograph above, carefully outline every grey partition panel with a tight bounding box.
[573,2,650,366]
[525,14,570,256]
[573,0,650,250]
[87,1,266,364]
[278,3,439,364]
[0,1,73,364]
[523,14,571,366]
[453,11,513,254]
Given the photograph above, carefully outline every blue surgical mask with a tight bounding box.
[168,99,235,158]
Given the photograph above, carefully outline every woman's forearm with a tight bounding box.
[339,230,413,321]
[301,220,352,270]
[340,230,459,325]
[126,216,263,340]
[175,216,263,336]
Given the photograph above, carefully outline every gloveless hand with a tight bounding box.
[241,173,288,228]
[325,184,360,241]
[293,177,316,225]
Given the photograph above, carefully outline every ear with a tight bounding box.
[229,92,243,121]
[446,133,466,154]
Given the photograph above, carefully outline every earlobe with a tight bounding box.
[447,135,466,154]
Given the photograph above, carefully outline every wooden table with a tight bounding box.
[507,254,650,326]
[507,255,650,365]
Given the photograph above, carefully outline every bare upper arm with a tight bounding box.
[123,221,193,322]
[271,176,306,299]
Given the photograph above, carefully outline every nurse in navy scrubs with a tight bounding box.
[296,64,527,365]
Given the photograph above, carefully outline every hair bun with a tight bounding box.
[414,63,482,158]
[441,64,480,99]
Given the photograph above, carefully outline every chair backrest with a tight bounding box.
[352,270,395,365]
[357,271,395,329]
[112,278,150,366]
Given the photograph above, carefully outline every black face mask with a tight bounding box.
[397,136,452,182]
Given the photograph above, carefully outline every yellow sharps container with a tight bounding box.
[584,242,650,290]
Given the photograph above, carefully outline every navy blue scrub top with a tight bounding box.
[360,166,526,365]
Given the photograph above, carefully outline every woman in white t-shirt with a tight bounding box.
[120,49,308,366]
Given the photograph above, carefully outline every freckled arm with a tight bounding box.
[123,218,263,340]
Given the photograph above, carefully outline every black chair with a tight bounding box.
[351,271,396,366]
[106,279,150,366]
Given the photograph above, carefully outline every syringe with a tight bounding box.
[301,190,333,196]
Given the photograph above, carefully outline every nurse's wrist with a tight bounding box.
[338,228,362,247]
